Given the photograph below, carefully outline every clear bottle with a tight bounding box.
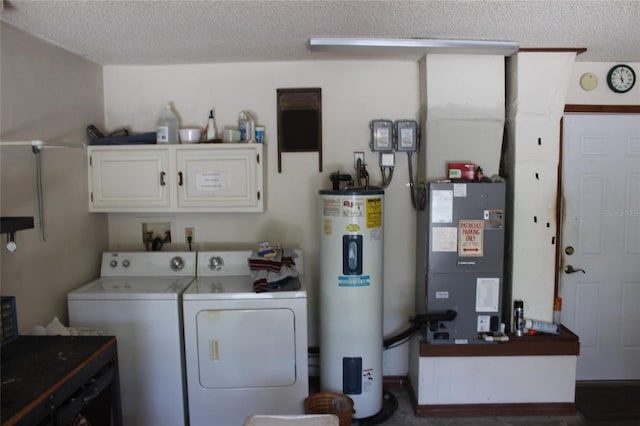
[156,103,179,144]
[238,111,249,142]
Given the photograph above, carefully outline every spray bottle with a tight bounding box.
[207,110,217,141]
[513,300,524,337]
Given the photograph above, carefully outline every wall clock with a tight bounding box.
[606,64,636,93]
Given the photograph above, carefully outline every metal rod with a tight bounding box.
[32,145,46,241]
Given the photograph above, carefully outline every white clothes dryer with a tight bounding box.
[183,250,309,426]
[68,252,196,426]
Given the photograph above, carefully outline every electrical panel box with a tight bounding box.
[395,120,419,152]
[421,182,506,344]
[370,120,394,152]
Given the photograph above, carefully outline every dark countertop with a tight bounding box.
[1,335,117,425]
[419,325,580,357]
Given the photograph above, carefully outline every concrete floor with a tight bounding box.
[355,386,640,426]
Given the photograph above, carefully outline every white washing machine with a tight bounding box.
[67,252,196,426]
[183,250,309,426]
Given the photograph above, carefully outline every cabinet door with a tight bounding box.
[88,147,170,211]
[176,146,263,211]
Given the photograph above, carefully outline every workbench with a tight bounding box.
[1,336,122,426]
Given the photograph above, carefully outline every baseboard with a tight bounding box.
[413,402,576,417]
[404,376,575,417]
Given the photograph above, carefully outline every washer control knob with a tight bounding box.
[170,256,185,271]
[122,259,130,268]
[209,256,224,271]
[110,260,118,268]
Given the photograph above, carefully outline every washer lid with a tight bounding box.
[183,275,306,300]
[68,276,194,300]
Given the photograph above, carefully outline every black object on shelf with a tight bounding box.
[1,216,34,234]
[1,217,34,250]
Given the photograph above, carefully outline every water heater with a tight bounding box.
[319,189,384,419]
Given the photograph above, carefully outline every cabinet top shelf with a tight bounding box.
[88,143,264,149]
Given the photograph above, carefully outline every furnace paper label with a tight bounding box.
[431,190,453,223]
[453,183,467,197]
[196,171,228,191]
[432,227,457,252]
[476,278,500,312]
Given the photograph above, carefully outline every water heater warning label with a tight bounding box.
[338,275,370,287]
[366,197,382,228]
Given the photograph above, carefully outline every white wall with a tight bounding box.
[102,61,420,375]
[423,54,506,180]
[507,52,576,323]
[0,23,109,332]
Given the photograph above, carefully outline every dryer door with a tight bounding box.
[196,308,297,388]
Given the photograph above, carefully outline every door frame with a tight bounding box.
[555,104,640,297]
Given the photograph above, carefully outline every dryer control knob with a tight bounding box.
[122,260,130,268]
[209,256,224,271]
[110,260,118,268]
[170,256,185,271]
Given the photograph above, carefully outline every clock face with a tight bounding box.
[607,64,636,93]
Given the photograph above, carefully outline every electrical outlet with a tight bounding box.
[185,227,195,242]
[354,152,364,169]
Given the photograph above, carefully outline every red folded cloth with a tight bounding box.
[249,249,298,292]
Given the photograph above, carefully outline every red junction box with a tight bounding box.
[448,163,476,180]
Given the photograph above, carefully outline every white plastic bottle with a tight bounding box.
[156,103,179,144]
[207,110,217,141]
[238,111,249,142]
[525,319,559,335]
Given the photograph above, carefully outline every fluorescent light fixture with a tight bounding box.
[309,37,519,57]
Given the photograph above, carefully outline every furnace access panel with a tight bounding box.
[424,182,506,344]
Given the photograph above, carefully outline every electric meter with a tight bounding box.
[370,120,394,152]
[395,120,419,152]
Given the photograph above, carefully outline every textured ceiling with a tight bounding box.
[1,0,639,65]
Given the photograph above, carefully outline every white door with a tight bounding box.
[560,113,640,380]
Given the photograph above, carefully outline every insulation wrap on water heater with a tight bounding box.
[318,189,384,419]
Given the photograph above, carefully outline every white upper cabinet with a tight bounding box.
[88,144,264,212]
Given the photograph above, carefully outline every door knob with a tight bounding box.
[564,265,586,274]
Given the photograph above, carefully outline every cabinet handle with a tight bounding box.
[178,171,184,186]
[160,171,166,186]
